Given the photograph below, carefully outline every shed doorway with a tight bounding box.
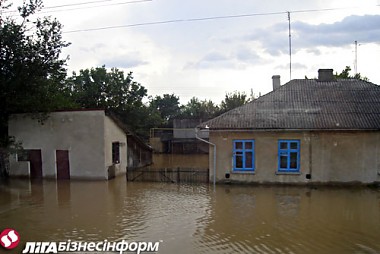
[56,150,70,180]
[29,149,42,179]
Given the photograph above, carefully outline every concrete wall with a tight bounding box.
[150,137,164,153]
[173,119,209,139]
[8,110,117,180]
[8,159,30,177]
[310,132,380,183]
[209,131,380,184]
[104,116,128,178]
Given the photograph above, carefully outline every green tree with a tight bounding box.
[66,66,147,111]
[149,94,181,124]
[0,0,71,176]
[220,91,248,113]
[120,104,163,138]
[180,97,220,119]
[335,66,369,81]
[66,66,152,137]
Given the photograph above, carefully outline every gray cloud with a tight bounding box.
[293,15,380,47]
[235,47,261,63]
[101,53,149,69]
[79,43,107,54]
[202,52,229,62]
[246,15,380,56]
[185,46,264,70]
[275,62,307,70]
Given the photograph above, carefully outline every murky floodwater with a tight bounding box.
[0,177,379,254]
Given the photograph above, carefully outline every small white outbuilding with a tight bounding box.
[8,109,128,180]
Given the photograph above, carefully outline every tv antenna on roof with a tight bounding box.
[354,40,361,75]
[288,11,292,81]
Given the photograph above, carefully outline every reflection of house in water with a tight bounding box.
[150,119,209,170]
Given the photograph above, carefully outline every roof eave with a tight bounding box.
[206,128,380,132]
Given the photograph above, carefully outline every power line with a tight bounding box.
[43,0,152,13]
[62,5,380,34]
[2,0,152,14]
[44,0,132,9]
[64,11,287,33]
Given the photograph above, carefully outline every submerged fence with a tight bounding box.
[127,167,209,183]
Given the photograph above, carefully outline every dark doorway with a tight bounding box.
[56,150,70,180]
[28,150,43,179]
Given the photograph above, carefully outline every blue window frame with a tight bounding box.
[278,140,300,172]
[233,140,255,171]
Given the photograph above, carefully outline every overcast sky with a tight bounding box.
[10,0,380,103]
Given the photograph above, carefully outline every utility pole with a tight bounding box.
[288,11,292,81]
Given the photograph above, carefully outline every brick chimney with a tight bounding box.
[272,75,281,90]
[318,69,334,82]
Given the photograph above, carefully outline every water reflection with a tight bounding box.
[0,179,379,254]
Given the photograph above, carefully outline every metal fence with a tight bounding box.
[127,167,209,183]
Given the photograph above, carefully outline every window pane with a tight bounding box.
[280,142,287,150]
[245,152,253,168]
[290,142,298,149]
[235,156,243,168]
[245,142,253,150]
[290,152,298,169]
[235,142,243,149]
[280,155,288,168]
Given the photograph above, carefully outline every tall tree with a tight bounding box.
[66,66,147,111]
[220,91,248,113]
[66,66,150,136]
[180,97,220,119]
[149,94,181,125]
[0,0,71,176]
[0,0,71,118]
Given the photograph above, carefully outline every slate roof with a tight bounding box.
[199,79,380,130]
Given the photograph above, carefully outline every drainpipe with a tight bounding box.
[195,128,216,186]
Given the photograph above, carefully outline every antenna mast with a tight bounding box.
[354,40,358,75]
[288,11,292,80]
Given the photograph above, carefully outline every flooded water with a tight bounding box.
[0,177,379,254]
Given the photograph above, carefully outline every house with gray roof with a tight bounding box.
[199,69,380,184]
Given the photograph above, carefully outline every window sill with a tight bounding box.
[232,171,256,175]
[276,171,301,175]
